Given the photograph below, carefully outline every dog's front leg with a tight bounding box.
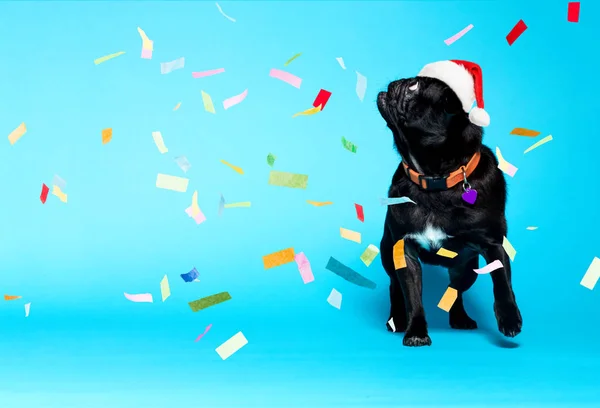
[397,240,431,347]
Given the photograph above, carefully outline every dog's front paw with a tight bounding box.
[403,319,431,346]
[494,301,522,338]
[449,311,478,330]
[403,334,432,347]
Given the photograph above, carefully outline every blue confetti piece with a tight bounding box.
[325,257,376,289]
[379,197,416,206]
[181,267,199,283]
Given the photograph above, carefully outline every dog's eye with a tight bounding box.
[408,82,419,92]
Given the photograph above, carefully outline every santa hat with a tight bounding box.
[417,60,490,127]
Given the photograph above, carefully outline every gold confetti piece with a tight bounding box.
[340,227,361,243]
[220,159,244,175]
[94,51,126,65]
[360,244,380,267]
[191,191,200,217]
[292,105,321,118]
[393,240,406,269]
[307,200,333,207]
[526,226,538,231]
[438,287,458,312]
[160,275,170,302]
[201,90,216,114]
[102,128,112,144]
[524,135,553,154]
[52,185,68,203]
[502,236,517,261]
[510,128,541,137]
[173,102,181,111]
[151,131,168,154]
[155,174,189,192]
[263,248,295,269]
[580,257,600,290]
[284,52,302,66]
[224,201,251,208]
[436,248,458,259]
[8,122,26,145]
[4,295,22,301]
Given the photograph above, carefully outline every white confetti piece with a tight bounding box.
[356,71,367,102]
[327,288,342,309]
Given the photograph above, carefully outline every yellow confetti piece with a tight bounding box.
[152,131,168,154]
[436,248,458,259]
[137,27,153,50]
[292,105,321,118]
[220,159,244,175]
[393,240,406,269]
[201,90,216,114]
[191,191,200,217]
[173,102,181,111]
[524,135,553,154]
[502,236,516,261]
[284,52,302,66]
[52,185,68,203]
[306,200,333,207]
[526,226,538,231]
[101,128,112,144]
[581,257,600,290]
[8,122,26,145]
[263,248,295,269]
[340,227,361,243]
[224,201,251,208]
[510,128,540,137]
[155,174,189,192]
[94,51,126,65]
[160,275,170,302]
[438,287,458,312]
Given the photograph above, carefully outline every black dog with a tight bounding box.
[377,67,522,347]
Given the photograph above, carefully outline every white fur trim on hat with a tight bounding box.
[417,61,476,115]
[469,107,490,127]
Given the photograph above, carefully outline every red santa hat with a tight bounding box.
[417,60,490,127]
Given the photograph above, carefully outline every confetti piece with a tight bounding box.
[340,227,361,243]
[510,128,540,137]
[444,23,474,45]
[175,156,191,173]
[267,153,276,167]
[52,185,68,203]
[53,175,66,190]
[307,200,333,206]
[173,102,181,111]
[4,295,22,301]
[496,147,518,177]
[160,275,170,302]
[355,203,364,222]
[356,71,367,102]
[195,324,213,342]
[474,259,503,275]
[101,128,112,144]
[341,136,358,153]
[506,20,527,46]
[325,257,377,289]
[185,205,206,225]
[568,2,580,23]
[160,57,185,74]
[380,197,416,206]
[524,135,553,154]
[388,317,396,332]
[268,170,308,189]
[192,68,225,78]
[8,122,26,145]
[40,183,49,204]
[94,51,125,65]
[189,292,232,312]
[284,53,302,66]
[201,90,216,114]
[137,27,153,59]
[360,244,380,267]
[220,159,244,175]
[223,89,248,110]
[438,287,458,312]
[124,292,153,303]
[24,303,31,317]
[141,47,152,59]
[216,332,248,360]
[327,289,342,309]
[313,89,332,110]
[437,248,458,259]
[218,193,225,216]
[263,248,295,269]
[215,2,236,22]
[295,252,314,284]
[336,57,346,70]
[292,105,321,118]
[580,257,600,290]
[223,201,251,208]
[181,267,200,283]
[156,174,189,192]
[152,131,168,154]
[393,240,406,269]
[269,68,302,89]
[526,226,538,231]
[502,236,517,261]
[190,191,201,217]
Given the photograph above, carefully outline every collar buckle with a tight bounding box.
[418,174,448,191]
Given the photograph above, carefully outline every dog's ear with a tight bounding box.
[442,88,463,116]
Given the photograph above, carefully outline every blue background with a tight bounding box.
[1,1,599,407]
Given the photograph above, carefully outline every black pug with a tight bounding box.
[376,60,522,347]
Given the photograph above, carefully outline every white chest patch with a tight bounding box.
[405,225,449,251]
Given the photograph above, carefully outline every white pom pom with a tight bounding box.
[469,107,490,127]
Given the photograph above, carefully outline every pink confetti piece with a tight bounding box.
[269,68,302,89]
[294,252,314,284]
[223,89,248,110]
[474,260,503,275]
[124,292,153,303]
[195,323,213,342]
[141,43,153,59]
[185,206,206,225]
[444,24,474,45]
[192,68,225,78]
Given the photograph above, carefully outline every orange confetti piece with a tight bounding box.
[173,102,181,111]
[437,287,458,312]
[510,128,541,137]
[393,240,407,269]
[306,200,333,207]
[102,128,112,144]
[220,159,244,175]
[263,248,295,269]
[4,295,22,301]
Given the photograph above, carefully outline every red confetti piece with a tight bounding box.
[312,89,332,110]
[40,183,49,204]
[568,2,580,23]
[355,203,364,223]
[506,20,527,46]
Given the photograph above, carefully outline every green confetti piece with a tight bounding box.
[188,291,232,312]
[360,244,380,267]
[284,53,302,66]
[267,153,276,167]
[268,170,308,189]
[341,136,358,153]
